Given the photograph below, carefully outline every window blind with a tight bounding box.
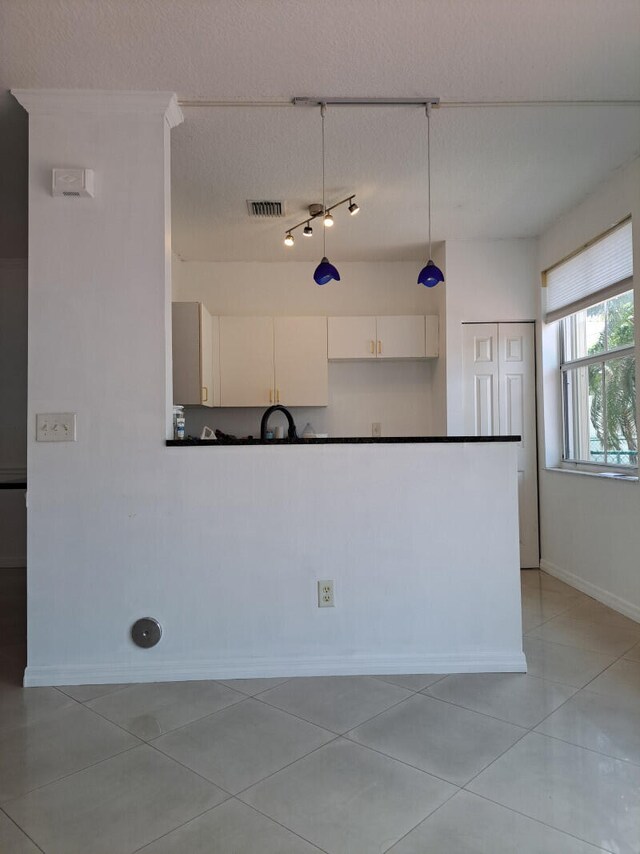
[544,219,633,322]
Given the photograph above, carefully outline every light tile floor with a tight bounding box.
[1,568,639,853]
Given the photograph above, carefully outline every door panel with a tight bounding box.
[474,374,497,436]
[463,324,499,437]
[463,322,539,568]
[498,323,538,568]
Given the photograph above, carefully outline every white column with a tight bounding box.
[12,90,183,681]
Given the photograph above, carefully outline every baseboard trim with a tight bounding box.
[0,557,26,568]
[23,650,527,687]
[540,558,640,623]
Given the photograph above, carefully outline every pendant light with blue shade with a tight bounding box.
[417,103,444,288]
[314,104,340,286]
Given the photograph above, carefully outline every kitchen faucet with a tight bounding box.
[260,405,298,441]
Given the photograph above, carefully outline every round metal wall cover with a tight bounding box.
[131,617,162,649]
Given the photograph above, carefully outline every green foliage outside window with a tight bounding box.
[588,294,636,460]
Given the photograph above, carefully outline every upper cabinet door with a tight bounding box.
[219,316,274,407]
[328,316,377,359]
[172,302,217,407]
[376,315,426,359]
[199,304,219,407]
[274,317,328,407]
[425,315,439,358]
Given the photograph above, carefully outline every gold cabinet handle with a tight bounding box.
[269,388,273,403]
[202,386,208,402]
[370,340,375,354]
[276,389,280,403]
[377,340,382,354]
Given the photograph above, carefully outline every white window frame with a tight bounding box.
[559,291,636,475]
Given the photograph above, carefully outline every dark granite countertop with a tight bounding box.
[167,435,521,447]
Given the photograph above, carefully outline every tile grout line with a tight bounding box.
[0,742,142,810]
[129,795,330,854]
[460,787,618,854]
[337,732,468,790]
[0,805,47,853]
[230,735,344,799]
[521,629,639,658]
[379,784,462,854]
[82,688,247,742]
[417,678,578,729]
[252,680,418,736]
[222,797,332,854]
[528,725,640,768]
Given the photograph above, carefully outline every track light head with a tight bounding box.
[324,212,334,227]
[348,198,360,215]
[303,222,313,236]
[284,232,295,247]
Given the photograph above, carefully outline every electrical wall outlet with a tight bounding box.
[36,413,77,442]
[317,580,335,608]
[371,422,381,438]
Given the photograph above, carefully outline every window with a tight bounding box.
[561,290,636,468]
[544,218,636,472]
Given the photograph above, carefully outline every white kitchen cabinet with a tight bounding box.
[218,315,328,407]
[425,314,439,358]
[274,316,328,406]
[328,315,439,360]
[327,316,377,359]
[376,315,425,358]
[219,316,274,407]
[172,302,219,407]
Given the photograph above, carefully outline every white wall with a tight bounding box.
[14,89,182,680]
[17,91,528,686]
[538,157,640,618]
[444,239,539,434]
[25,440,524,685]
[173,259,444,438]
[0,259,27,567]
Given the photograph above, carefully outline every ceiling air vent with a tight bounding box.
[247,200,285,218]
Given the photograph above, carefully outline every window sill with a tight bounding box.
[545,466,638,482]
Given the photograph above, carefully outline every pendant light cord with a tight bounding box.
[426,103,432,260]
[321,102,327,257]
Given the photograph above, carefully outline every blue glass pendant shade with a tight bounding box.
[314,257,341,286]
[417,259,444,288]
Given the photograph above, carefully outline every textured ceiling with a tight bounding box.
[1,0,640,259]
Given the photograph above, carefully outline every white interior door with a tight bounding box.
[463,322,539,568]
[462,323,500,436]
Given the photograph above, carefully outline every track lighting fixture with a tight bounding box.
[283,194,360,244]
[313,104,340,285]
[284,232,294,247]
[417,103,444,288]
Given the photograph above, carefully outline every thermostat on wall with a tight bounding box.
[52,168,95,198]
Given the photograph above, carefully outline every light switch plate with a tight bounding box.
[36,413,77,442]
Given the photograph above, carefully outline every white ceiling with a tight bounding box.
[2,0,639,260]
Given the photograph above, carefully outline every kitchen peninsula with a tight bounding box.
[157,435,526,681]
